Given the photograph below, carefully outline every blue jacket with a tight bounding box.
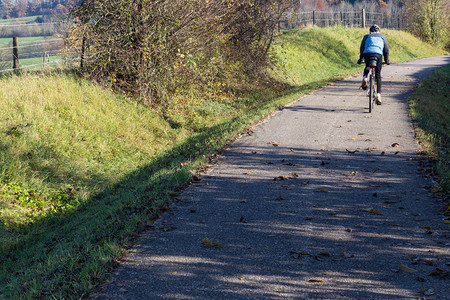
[360,32,389,61]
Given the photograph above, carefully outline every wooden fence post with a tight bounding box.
[312,10,316,26]
[80,36,86,68]
[362,9,366,28]
[13,37,19,70]
[340,11,343,26]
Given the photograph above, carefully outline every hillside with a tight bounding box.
[0,27,443,298]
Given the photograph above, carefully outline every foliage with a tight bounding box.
[68,0,289,104]
[403,0,449,49]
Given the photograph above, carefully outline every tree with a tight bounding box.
[1,0,14,19]
[404,0,449,46]
[14,0,29,18]
[29,0,42,15]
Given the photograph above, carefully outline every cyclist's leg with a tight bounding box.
[374,54,383,93]
[361,54,371,89]
[363,54,371,77]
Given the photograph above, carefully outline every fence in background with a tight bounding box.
[280,9,407,30]
[0,36,82,73]
[0,21,83,73]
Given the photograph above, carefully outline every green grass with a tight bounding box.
[0,36,59,46]
[0,16,41,25]
[0,27,444,299]
[0,56,62,72]
[272,27,443,87]
[409,64,450,193]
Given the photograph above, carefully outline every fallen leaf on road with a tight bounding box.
[399,264,419,273]
[369,209,383,215]
[318,252,331,257]
[315,189,329,193]
[423,225,432,230]
[162,226,178,231]
[346,149,359,154]
[308,279,325,283]
[392,143,399,147]
[429,268,449,278]
[202,238,222,248]
[340,251,354,258]
[418,289,435,296]
[290,250,313,259]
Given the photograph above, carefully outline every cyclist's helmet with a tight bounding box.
[370,24,380,33]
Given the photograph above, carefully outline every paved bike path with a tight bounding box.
[94,56,450,299]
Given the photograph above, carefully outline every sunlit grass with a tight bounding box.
[272,27,443,87]
[0,36,58,46]
[409,64,449,193]
[0,16,39,25]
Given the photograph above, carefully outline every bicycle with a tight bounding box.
[359,59,386,113]
[366,60,378,113]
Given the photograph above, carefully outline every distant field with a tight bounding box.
[0,56,63,72]
[0,16,40,25]
[0,36,60,46]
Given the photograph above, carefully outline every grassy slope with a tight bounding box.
[0,27,444,298]
[0,36,59,46]
[0,16,39,25]
[409,65,450,193]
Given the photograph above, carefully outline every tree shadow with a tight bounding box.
[93,143,448,299]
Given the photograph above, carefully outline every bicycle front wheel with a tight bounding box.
[369,76,374,113]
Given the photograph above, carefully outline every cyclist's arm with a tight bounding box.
[359,35,368,60]
[382,35,389,62]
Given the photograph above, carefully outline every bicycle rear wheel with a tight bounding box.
[368,75,374,113]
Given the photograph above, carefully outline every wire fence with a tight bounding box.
[280,9,407,30]
[0,21,85,73]
[0,36,82,73]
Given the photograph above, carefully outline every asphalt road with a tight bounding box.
[94,56,450,299]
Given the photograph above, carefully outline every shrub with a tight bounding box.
[68,0,288,104]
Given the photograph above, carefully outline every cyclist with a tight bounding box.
[357,24,390,105]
